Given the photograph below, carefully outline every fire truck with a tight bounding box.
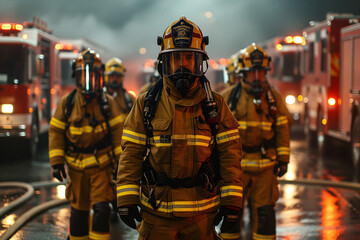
[0,17,60,157]
[55,38,111,97]
[339,23,360,177]
[301,13,360,152]
[260,35,306,121]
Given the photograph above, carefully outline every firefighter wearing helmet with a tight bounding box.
[116,16,243,240]
[138,59,161,95]
[49,49,123,240]
[222,43,292,240]
[104,57,135,222]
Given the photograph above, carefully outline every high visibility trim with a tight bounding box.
[122,129,147,145]
[149,134,212,147]
[49,149,65,158]
[238,121,273,131]
[117,184,140,197]
[241,158,276,168]
[89,231,110,240]
[217,129,240,144]
[220,232,242,239]
[277,151,290,155]
[114,146,122,155]
[69,235,89,240]
[220,185,243,198]
[277,147,290,156]
[65,153,111,169]
[276,116,288,126]
[50,117,66,130]
[140,193,220,213]
[109,114,126,127]
[253,232,276,240]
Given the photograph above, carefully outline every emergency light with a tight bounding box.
[0,23,23,34]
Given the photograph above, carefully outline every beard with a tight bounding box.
[109,81,122,91]
[169,66,197,96]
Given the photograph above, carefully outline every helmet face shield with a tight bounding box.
[161,51,205,77]
[75,63,103,97]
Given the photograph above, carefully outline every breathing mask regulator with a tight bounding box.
[73,49,105,104]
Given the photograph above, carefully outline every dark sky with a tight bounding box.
[1,0,360,60]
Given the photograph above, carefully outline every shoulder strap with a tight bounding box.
[143,78,163,137]
[122,88,134,112]
[98,91,111,121]
[64,89,77,122]
[228,81,242,112]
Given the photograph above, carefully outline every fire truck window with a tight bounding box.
[308,42,314,73]
[61,60,74,86]
[283,53,299,82]
[0,45,27,84]
[321,39,327,72]
[272,57,280,78]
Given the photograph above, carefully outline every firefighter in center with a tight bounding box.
[49,49,123,240]
[116,16,243,239]
[222,43,291,240]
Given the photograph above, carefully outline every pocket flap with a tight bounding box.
[151,119,172,131]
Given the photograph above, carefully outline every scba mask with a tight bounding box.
[75,63,104,102]
[161,51,206,95]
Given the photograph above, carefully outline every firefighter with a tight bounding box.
[139,59,161,96]
[116,16,243,240]
[222,43,291,240]
[104,57,135,222]
[49,49,123,240]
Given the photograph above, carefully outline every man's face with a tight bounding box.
[246,69,266,83]
[108,73,123,85]
[169,51,196,74]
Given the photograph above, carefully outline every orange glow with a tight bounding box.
[219,58,229,66]
[34,87,39,94]
[42,98,46,104]
[209,59,216,65]
[144,59,154,69]
[322,119,327,125]
[293,36,303,44]
[73,50,79,55]
[1,23,23,31]
[211,62,219,69]
[328,98,336,106]
[29,107,33,113]
[320,190,342,240]
[50,88,55,95]
[55,43,74,51]
[284,36,293,44]
[276,44,283,51]
[128,90,136,98]
[27,88,31,95]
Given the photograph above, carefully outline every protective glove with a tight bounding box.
[118,205,142,229]
[274,161,288,177]
[52,164,67,182]
[214,206,241,233]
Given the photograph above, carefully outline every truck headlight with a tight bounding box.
[1,104,14,113]
[285,95,296,105]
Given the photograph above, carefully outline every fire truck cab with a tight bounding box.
[0,17,60,157]
[301,13,360,149]
[260,35,306,121]
[340,23,360,177]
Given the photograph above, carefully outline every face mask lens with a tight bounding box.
[162,51,204,77]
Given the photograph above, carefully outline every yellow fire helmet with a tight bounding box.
[226,57,237,75]
[104,57,126,83]
[157,16,209,77]
[237,43,271,72]
[72,48,104,99]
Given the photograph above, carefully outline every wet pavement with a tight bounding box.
[0,124,360,239]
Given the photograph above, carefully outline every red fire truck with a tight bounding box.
[0,17,61,157]
[260,35,306,121]
[56,38,111,97]
[339,23,360,177]
[301,13,360,151]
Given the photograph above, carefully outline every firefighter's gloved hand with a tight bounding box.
[274,161,288,177]
[118,205,142,229]
[214,206,241,233]
[52,164,67,182]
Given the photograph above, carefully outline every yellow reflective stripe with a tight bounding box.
[114,146,122,155]
[220,233,242,239]
[220,185,243,198]
[150,134,212,147]
[89,231,110,240]
[122,129,146,145]
[50,117,66,130]
[253,232,276,240]
[140,193,219,213]
[241,158,276,168]
[69,235,89,240]
[217,129,240,144]
[277,147,290,155]
[117,184,140,197]
[238,121,247,130]
[65,153,110,169]
[237,121,273,130]
[109,114,126,127]
[276,116,288,126]
[49,149,64,158]
[172,134,211,141]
